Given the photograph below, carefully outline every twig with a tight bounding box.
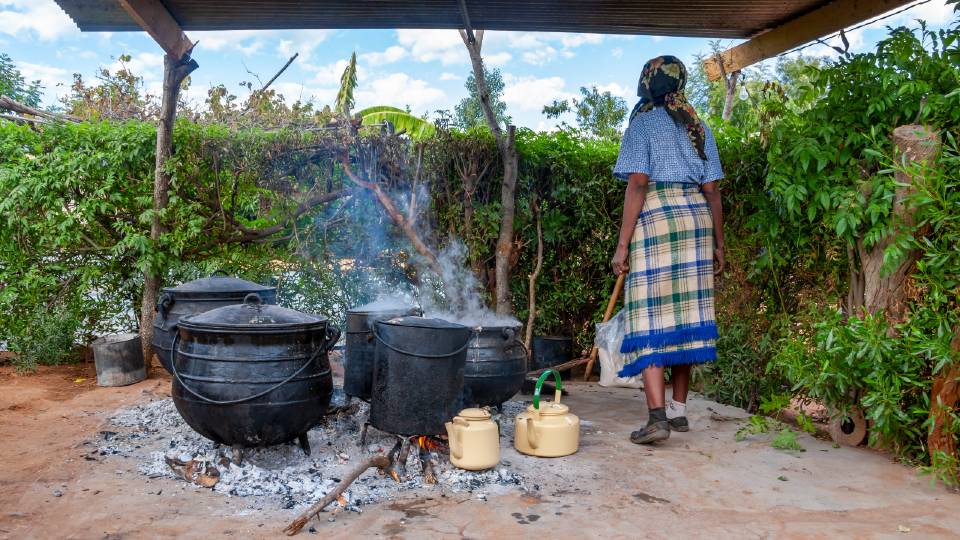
[262,53,299,92]
[283,455,396,536]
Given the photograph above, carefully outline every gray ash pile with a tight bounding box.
[97,397,526,512]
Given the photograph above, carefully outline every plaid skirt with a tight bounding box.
[618,182,718,377]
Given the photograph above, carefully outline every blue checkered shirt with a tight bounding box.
[613,107,723,185]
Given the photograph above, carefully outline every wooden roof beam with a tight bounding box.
[704,0,914,80]
[117,0,194,59]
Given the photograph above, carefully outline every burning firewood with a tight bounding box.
[164,455,220,488]
[282,454,398,536]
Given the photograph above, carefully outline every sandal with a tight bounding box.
[630,420,670,444]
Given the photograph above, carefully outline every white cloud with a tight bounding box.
[559,33,604,48]
[885,0,956,26]
[189,30,266,53]
[439,72,462,81]
[355,72,446,114]
[311,59,359,86]
[359,46,408,65]
[485,52,512,66]
[612,47,624,59]
[110,52,164,80]
[0,0,78,40]
[502,75,574,113]
[275,30,334,61]
[595,82,632,101]
[396,29,466,65]
[271,81,337,106]
[522,47,557,66]
[16,61,71,103]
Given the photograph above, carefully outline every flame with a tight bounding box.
[413,435,447,453]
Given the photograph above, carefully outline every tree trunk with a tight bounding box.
[460,29,519,315]
[721,71,740,123]
[524,205,543,352]
[139,53,198,376]
[852,125,940,320]
[494,126,518,314]
[928,332,960,486]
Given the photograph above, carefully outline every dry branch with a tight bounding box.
[340,158,443,276]
[261,53,299,92]
[0,95,79,122]
[283,455,396,536]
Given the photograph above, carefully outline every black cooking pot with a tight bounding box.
[171,294,338,448]
[369,317,471,436]
[153,271,276,373]
[531,336,574,372]
[344,305,422,401]
[463,325,528,408]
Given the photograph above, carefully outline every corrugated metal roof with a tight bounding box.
[53,0,833,39]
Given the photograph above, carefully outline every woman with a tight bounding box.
[611,55,725,445]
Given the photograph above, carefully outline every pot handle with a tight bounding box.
[322,325,342,353]
[156,293,173,317]
[533,369,563,410]
[372,324,472,359]
[211,269,230,277]
[169,332,322,406]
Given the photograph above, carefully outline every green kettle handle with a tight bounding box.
[533,369,562,410]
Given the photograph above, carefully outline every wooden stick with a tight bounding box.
[529,356,589,377]
[261,53,299,92]
[583,273,625,381]
[283,455,394,536]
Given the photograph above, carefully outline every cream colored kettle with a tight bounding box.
[445,408,500,470]
[514,370,579,457]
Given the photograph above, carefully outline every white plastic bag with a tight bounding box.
[595,309,644,389]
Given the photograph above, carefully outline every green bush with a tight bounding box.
[8,305,80,373]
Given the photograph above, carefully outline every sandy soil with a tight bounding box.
[1,364,957,540]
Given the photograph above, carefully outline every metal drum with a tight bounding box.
[463,325,528,408]
[344,305,421,401]
[369,317,471,436]
[153,271,276,374]
[172,294,338,448]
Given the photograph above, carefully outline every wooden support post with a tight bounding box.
[704,0,914,81]
[138,53,198,374]
[117,0,198,375]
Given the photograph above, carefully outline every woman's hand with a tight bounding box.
[713,246,725,276]
[612,245,630,276]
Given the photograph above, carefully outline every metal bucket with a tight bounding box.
[531,336,574,372]
[92,333,146,387]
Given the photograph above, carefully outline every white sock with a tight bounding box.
[666,399,686,419]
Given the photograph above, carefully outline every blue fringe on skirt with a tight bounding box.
[617,346,717,378]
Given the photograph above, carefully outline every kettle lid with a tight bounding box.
[527,401,570,416]
[457,408,491,420]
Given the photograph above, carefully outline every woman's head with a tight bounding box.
[632,55,707,161]
[637,55,688,105]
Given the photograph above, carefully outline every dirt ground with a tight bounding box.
[1,364,958,540]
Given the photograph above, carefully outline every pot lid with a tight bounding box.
[457,408,491,420]
[527,401,570,416]
[179,293,326,331]
[163,271,275,296]
[377,316,467,331]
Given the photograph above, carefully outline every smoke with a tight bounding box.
[419,242,521,328]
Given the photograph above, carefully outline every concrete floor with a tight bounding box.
[1,365,958,539]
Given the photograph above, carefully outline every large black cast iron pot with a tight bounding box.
[171,294,338,448]
[463,325,528,408]
[153,271,276,374]
[344,304,421,401]
[369,317,471,436]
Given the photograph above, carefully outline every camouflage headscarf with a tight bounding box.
[630,55,707,161]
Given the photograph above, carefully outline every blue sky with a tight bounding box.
[1,0,956,129]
